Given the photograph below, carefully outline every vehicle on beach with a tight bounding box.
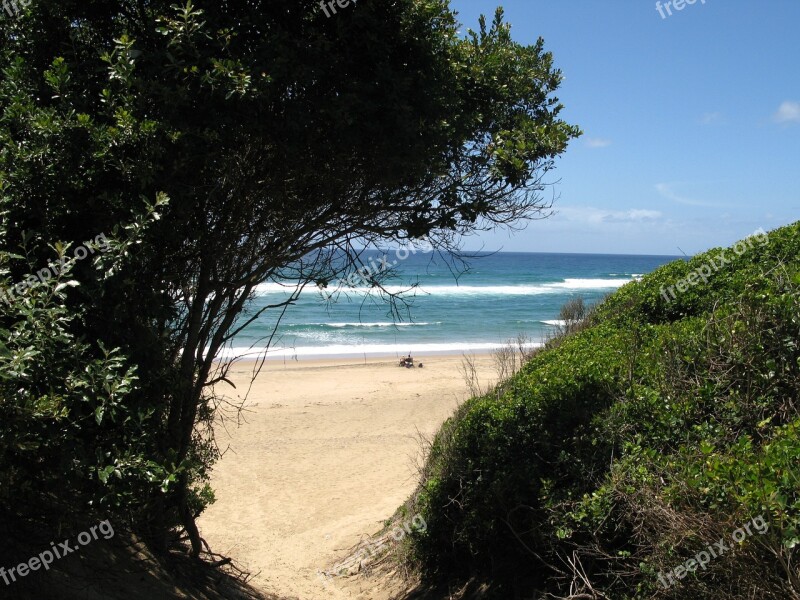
[399,354,423,368]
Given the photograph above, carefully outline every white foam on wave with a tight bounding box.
[211,341,543,360]
[292,321,438,328]
[540,278,631,290]
[540,319,567,326]
[254,278,633,297]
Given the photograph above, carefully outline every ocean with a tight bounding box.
[223,251,679,360]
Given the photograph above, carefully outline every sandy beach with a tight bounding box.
[198,354,498,600]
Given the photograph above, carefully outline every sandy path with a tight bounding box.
[198,355,497,600]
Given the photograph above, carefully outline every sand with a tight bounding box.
[197,354,498,600]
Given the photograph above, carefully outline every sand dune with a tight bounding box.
[198,354,498,600]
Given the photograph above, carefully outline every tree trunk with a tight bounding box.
[179,471,203,558]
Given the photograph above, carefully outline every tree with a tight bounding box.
[0,0,580,557]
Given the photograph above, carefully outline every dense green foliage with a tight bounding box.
[0,206,174,557]
[410,222,800,598]
[1,0,578,560]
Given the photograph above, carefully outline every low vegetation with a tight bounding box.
[404,222,800,599]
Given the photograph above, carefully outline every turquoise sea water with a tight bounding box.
[223,251,679,359]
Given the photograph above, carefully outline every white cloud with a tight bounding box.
[585,137,612,148]
[774,101,800,124]
[655,182,728,208]
[556,206,661,225]
[621,209,662,221]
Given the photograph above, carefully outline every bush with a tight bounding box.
[0,205,185,554]
[406,221,800,599]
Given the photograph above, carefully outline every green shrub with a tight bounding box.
[407,221,800,599]
[0,205,187,550]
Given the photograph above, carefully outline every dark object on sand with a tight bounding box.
[400,354,416,368]
[418,363,423,368]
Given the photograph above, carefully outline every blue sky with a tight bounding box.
[450,0,800,255]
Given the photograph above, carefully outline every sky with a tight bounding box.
[449,0,800,255]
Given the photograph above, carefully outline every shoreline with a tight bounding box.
[210,351,498,373]
[215,350,492,366]
[212,342,542,364]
